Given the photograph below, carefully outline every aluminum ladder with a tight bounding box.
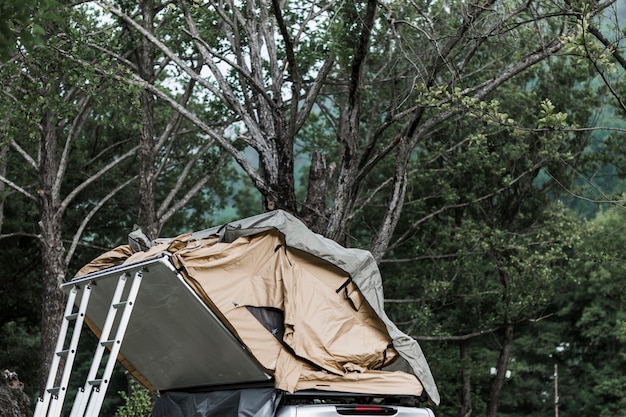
[34,270,143,417]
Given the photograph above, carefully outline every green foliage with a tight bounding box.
[0,234,42,400]
[1,1,625,417]
[547,206,626,417]
[114,380,152,417]
[0,0,61,60]
[0,319,40,403]
[371,17,605,412]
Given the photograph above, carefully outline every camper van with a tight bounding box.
[35,211,438,417]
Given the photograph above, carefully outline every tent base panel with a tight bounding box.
[65,256,272,392]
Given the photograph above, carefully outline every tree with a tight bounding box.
[1,28,134,390]
[0,0,59,61]
[76,0,621,259]
[551,206,626,417]
[1,3,237,406]
[375,18,607,414]
[0,4,139,394]
[3,0,626,415]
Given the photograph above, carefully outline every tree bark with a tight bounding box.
[38,109,67,394]
[301,151,333,233]
[260,123,297,214]
[486,324,514,417]
[326,0,378,244]
[137,0,159,240]
[0,370,32,417]
[370,136,410,261]
[460,340,473,417]
[0,137,7,233]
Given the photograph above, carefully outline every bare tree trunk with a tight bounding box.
[301,151,333,233]
[37,114,67,394]
[326,0,377,244]
[326,152,359,244]
[39,230,66,394]
[460,340,472,417]
[260,125,297,214]
[370,137,410,260]
[486,324,514,417]
[0,139,7,233]
[137,0,158,240]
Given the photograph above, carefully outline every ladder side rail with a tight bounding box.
[84,270,143,417]
[68,272,130,417]
[47,284,93,417]
[34,285,80,417]
[69,388,89,417]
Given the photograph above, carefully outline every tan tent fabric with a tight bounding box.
[173,231,397,375]
[273,246,396,373]
[73,210,439,405]
[275,353,423,396]
[74,245,135,277]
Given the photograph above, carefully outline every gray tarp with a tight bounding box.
[152,388,282,417]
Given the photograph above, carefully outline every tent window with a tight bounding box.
[246,306,285,341]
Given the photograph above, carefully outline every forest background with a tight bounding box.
[1,1,626,417]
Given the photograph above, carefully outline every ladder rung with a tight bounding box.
[65,313,80,321]
[56,349,72,357]
[34,283,93,417]
[36,272,143,417]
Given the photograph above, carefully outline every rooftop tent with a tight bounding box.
[73,210,440,406]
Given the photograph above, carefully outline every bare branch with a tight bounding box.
[10,140,38,170]
[585,24,626,114]
[294,53,336,133]
[387,158,548,252]
[158,153,229,227]
[0,174,38,202]
[384,298,428,304]
[271,0,300,134]
[545,162,626,208]
[103,66,270,195]
[156,137,216,218]
[414,327,501,342]
[178,0,270,150]
[99,1,230,106]
[0,232,41,241]
[54,94,92,201]
[154,54,203,180]
[64,176,137,268]
[84,138,135,167]
[57,145,138,218]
